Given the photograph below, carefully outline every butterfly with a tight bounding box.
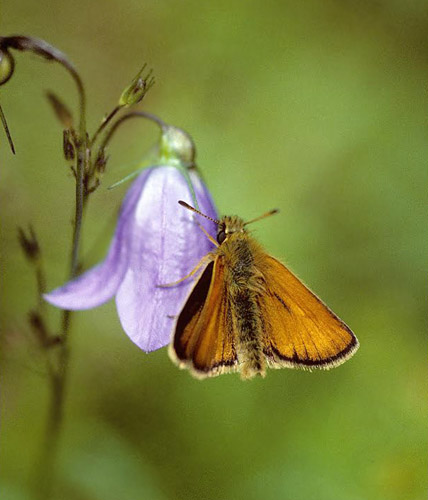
[168,201,359,379]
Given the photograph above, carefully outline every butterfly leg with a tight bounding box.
[157,254,214,288]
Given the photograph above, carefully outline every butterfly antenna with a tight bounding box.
[178,200,220,224]
[244,209,279,226]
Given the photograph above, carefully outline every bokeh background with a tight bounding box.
[1,1,427,499]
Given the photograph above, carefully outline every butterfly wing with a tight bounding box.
[259,256,359,370]
[170,256,238,378]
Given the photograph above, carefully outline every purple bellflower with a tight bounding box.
[44,125,217,352]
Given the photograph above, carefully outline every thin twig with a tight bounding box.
[90,105,122,148]
[97,110,166,154]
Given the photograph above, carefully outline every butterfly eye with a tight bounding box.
[217,230,226,244]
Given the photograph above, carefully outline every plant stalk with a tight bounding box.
[35,54,87,500]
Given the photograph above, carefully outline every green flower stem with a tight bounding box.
[35,50,88,500]
[96,110,166,155]
[90,105,122,148]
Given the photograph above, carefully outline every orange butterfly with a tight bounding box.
[168,201,359,379]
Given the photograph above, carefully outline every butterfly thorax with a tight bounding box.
[216,225,267,378]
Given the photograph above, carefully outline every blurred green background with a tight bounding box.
[1,1,427,499]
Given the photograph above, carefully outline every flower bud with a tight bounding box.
[46,91,74,128]
[119,64,155,107]
[0,49,14,85]
[160,125,196,167]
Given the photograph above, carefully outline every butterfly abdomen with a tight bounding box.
[223,235,266,379]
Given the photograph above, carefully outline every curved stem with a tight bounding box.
[90,105,122,148]
[0,36,86,137]
[97,111,166,154]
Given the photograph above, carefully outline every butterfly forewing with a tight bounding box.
[259,256,358,369]
[170,257,238,377]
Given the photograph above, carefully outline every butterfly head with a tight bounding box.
[178,200,279,245]
[217,216,246,244]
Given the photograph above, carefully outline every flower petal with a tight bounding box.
[115,166,218,351]
[44,169,152,310]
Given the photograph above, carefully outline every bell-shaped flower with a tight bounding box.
[44,125,217,352]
